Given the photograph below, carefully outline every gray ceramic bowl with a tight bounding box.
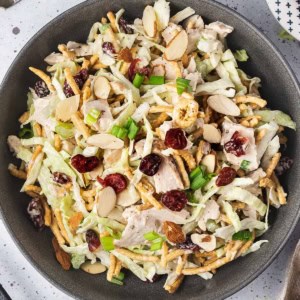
[0,0,299,299]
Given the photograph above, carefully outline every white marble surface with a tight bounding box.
[0,0,299,299]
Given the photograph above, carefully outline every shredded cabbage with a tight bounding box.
[261,136,280,170]
[21,137,46,146]
[221,201,241,232]
[43,141,76,179]
[215,218,266,241]
[195,78,236,98]
[117,33,139,49]
[234,49,249,62]
[223,187,267,216]
[223,60,247,94]
[21,152,43,191]
[131,103,150,122]
[242,240,268,256]
[143,116,154,157]
[255,110,296,130]
[71,254,86,269]
[72,179,89,216]
[77,213,125,233]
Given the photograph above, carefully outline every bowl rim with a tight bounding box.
[0,0,299,299]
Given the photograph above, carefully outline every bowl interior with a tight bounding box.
[0,0,299,299]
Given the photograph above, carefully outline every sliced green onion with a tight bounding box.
[85,108,101,126]
[144,231,161,241]
[18,125,34,139]
[176,77,190,95]
[240,160,250,171]
[150,239,163,251]
[111,125,121,137]
[191,175,208,190]
[55,121,74,139]
[100,236,115,251]
[116,127,128,140]
[148,76,165,85]
[206,173,216,180]
[133,73,145,88]
[128,121,139,140]
[104,226,121,240]
[186,191,198,203]
[124,117,134,129]
[189,166,203,181]
[114,272,125,281]
[110,278,124,285]
[232,230,252,241]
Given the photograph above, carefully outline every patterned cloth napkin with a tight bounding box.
[284,240,300,300]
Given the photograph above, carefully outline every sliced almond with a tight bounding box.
[96,186,117,217]
[191,234,216,252]
[87,134,124,149]
[110,81,127,95]
[201,154,216,173]
[107,207,126,224]
[207,95,240,116]
[142,5,157,38]
[89,163,104,180]
[117,184,140,207]
[94,76,111,99]
[81,261,107,274]
[165,30,188,61]
[203,124,221,144]
[55,95,80,122]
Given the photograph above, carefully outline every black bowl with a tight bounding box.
[0,0,299,299]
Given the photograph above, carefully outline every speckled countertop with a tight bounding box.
[0,0,299,299]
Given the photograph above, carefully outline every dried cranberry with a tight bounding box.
[161,190,188,211]
[128,59,151,81]
[275,156,293,176]
[52,172,71,185]
[63,68,89,98]
[86,229,100,252]
[224,131,248,157]
[165,128,187,150]
[71,154,99,173]
[27,198,45,231]
[138,67,151,77]
[177,235,200,252]
[34,80,50,98]
[63,81,75,98]
[97,173,127,193]
[102,42,116,56]
[118,16,134,34]
[216,167,237,187]
[77,68,89,82]
[139,153,162,176]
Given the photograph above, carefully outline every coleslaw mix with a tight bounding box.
[7,0,296,293]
